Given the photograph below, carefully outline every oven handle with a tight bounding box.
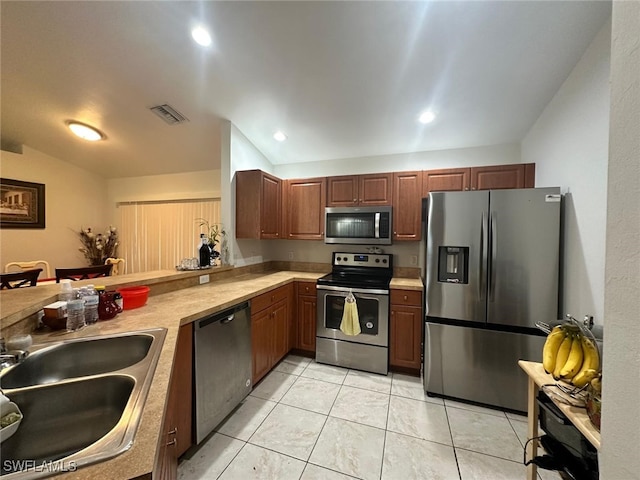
[316,284,389,296]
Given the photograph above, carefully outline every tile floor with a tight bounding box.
[179,355,562,480]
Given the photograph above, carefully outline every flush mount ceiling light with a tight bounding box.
[191,26,212,47]
[273,131,287,142]
[67,121,104,141]
[418,110,436,124]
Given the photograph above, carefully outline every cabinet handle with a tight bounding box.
[168,427,178,436]
[353,199,357,202]
[166,438,177,446]
[403,295,408,301]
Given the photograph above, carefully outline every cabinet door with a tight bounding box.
[359,173,393,206]
[236,170,282,239]
[327,176,358,207]
[155,324,192,480]
[251,308,272,384]
[260,173,281,238]
[297,295,317,353]
[173,323,193,457]
[272,298,289,365]
[389,305,422,370]
[470,164,527,191]
[422,168,470,197]
[392,171,422,241]
[286,178,326,240]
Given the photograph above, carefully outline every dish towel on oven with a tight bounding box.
[340,290,361,336]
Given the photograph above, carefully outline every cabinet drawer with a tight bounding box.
[390,289,422,307]
[297,281,316,296]
[252,285,290,314]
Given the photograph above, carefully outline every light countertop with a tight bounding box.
[1,268,422,479]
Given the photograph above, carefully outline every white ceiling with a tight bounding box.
[1,1,611,179]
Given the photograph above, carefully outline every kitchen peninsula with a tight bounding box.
[0,265,421,479]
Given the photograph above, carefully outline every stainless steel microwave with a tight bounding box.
[324,206,392,245]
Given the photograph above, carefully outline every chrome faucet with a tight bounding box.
[0,349,28,371]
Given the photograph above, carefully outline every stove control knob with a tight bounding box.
[382,259,388,263]
[336,256,342,262]
[375,259,380,263]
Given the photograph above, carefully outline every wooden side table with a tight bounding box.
[518,360,600,480]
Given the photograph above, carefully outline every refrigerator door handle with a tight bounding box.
[480,211,488,302]
[489,212,497,302]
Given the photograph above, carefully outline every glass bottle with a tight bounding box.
[199,234,210,268]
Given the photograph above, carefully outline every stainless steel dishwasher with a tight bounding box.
[193,301,252,444]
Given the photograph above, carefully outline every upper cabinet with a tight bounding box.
[470,163,535,191]
[422,163,535,197]
[327,173,393,207]
[285,177,327,240]
[236,170,281,239]
[393,171,422,241]
[422,168,470,196]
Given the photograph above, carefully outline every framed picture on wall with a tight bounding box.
[0,178,45,229]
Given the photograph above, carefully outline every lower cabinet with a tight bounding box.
[155,323,193,480]
[296,281,317,354]
[251,284,293,384]
[389,289,423,373]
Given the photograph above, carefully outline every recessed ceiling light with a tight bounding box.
[418,110,436,124]
[67,121,104,141]
[191,26,212,47]
[273,131,287,142]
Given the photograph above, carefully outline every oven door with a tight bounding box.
[316,285,389,347]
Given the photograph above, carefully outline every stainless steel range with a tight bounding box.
[316,252,393,375]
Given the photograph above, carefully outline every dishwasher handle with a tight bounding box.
[196,301,250,329]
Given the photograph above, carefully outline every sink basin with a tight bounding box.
[0,328,167,480]
[1,376,134,474]
[1,333,153,389]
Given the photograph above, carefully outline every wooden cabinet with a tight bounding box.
[295,281,317,353]
[285,177,326,240]
[389,289,423,373]
[422,168,471,196]
[155,323,193,480]
[251,285,294,383]
[470,163,535,191]
[327,173,393,207]
[423,164,535,197]
[236,169,282,239]
[392,171,423,241]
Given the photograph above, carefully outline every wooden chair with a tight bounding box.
[1,269,43,289]
[5,260,51,279]
[55,264,113,283]
[104,258,126,276]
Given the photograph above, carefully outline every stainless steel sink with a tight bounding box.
[0,333,154,389]
[0,328,167,480]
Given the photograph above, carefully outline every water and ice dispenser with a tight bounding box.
[437,246,469,284]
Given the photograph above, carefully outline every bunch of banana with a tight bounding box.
[542,324,600,387]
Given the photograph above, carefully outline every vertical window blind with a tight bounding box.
[117,199,221,274]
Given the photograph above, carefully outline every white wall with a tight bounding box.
[106,169,221,223]
[275,143,520,179]
[522,20,611,324]
[225,121,277,266]
[0,146,108,273]
[600,2,640,478]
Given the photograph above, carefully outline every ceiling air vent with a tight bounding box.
[149,104,189,125]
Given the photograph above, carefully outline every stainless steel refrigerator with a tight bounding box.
[423,187,561,412]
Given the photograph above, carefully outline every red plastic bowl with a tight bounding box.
[116,286,150,310]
